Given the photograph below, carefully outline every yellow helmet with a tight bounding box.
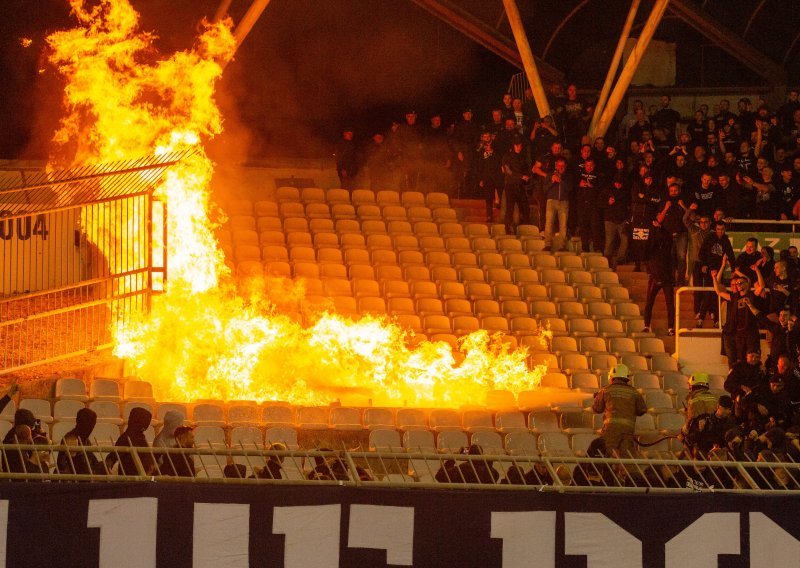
[689,372,710,387]
[609,363,630,380]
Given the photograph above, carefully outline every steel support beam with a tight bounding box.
[409,0,564,85]
[667,0,786,86]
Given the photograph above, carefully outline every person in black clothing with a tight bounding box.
[576,158,604,254]
[1,406,42,474]
[56,407,105,475]
[452,108,480,196]
[158,426,196,477]
[106,406,155,476]
[572,437,617,487]
[696,220,735,326]
[629,172,661,271]
[501,136,531,234]
[476,133,503,222]
[749,305,800,371]
[599,162,630,269]
[725,349,766,401]
[334,128,359,191]
[714,258,761,367]
[532,141,564,229]
[655,183,689,286]
[254,443,286,480]
[435,445,499,484]
[642,222,676,334]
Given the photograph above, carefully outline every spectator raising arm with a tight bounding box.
[713,255,731,302]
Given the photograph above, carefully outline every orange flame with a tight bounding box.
[48,0,549,407]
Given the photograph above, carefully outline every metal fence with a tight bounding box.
[3,443,800,493]
[0,152,191,374]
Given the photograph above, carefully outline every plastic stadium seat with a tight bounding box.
[122,380,154,403]
[494,411,527,433]
[394,234,420,251]
[657,412,685,434]
[383,205,408,221]
[486,268,513,284]
[425,409,459,432]
[637,337,666,357]
[276,186,300,202]
[609,337,637,357]
[229,216,256,231]
[305,202,332,219]
[413,221,439,235]
[53,399,85,422]
[296,407,330,430]
[407,206,433,222]
[537,432,572,455]
[377,264,403,281]
[465,223,490,238]
[620,354,649,373]
[445,237,471,252]
[596,318,627,338]
[376,190,401,205]
[51,421,74,444]
[645,391,675,414]
[577,335,607,355]
[538,317,568,336]
[452,315,480,334]
[424,251,451,267]
[570,372,600,392]
[256,217,282,233]
[539,269,566,285]
[56,378,88,401]
[459,267,485,283]
[90,379,121,402]
[590,353,618,375]
[330,407,363,430]
[284,218,310,233]
[265,261,292,278]
[569,319,598,338]
[594,271,620,287]
[359,297,387,315]
[371,249,398,265]
[479,252,504,268]
[388,220,414,235]
[571,433,598,455]
[279,202,305,218]
[531,300,558,318]
[260,245,287,262]
[232,229,259,245]
[587,302,614,320]
[465,282,494,301]
[651,354,680,374]
[193,403,226,426]
[363,408,395,430]
[228,404,260,426]
[265,426,299,449]
[613,302,642,321]
[632,372,661,392]
[91,423,122,445]
[557,301,586,319]
[349,264,376,280]
[521,283,548,301]
[497,239,523,253]
[262,405,295,428]
[558,255,584,271]
[560,353,590,374]
[352,279,381,298]
[635,414,657,433]
[569,270,595,286]
[541,372,569,389]
[500,299,527,317]
[504,432,539,456]
[513,268,539,284]
[20,399,53,424]
[383,280,412,299]
[403,429,435,452]
[504,253,532,269]
[396,408,428,431]
[471,431,505,455]
[426,192,450,208]
[474,298,501,316]
[510,317,538,336]
[550,336,578,354]
[439,282,466,300]
[662,372,690,394]
[401,191,425,207]
[444,298,472,318]
[482,316,510,333]
[90,401,123,425]
[437,430,469,452]
[548,283,576,301]
[369,429,403,452]
[255,200,279,216]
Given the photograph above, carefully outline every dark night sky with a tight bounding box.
[1,0,797,161]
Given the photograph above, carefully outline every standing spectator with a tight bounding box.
[543,157,573,252]
[592,363,647,456]
[599,160,630,269]
[718,172,751,219]
[652,95,681,145]
[532,140,564,229]
[642,222,677,335]
[691,172,720,217]
[562,84,588,150]
[684,207,714,327]
[748,305,799,372]
[364,133,393,190]
[756,260,796,316]
[628,108,652,144]
[530,115,558,159]
[476,133,503,222]
[735,237,762,282]
[743,167,777,222]
[629,172,660,271]
[500,92,514,122]
[334,128,359,191]
[501,136,531,234]
[655,183,689,286]
[511,97,527,134]
[713,260,761,367]
[576,158,604,253]
[452,108,480,196]
[688,110,708,148]
[420,113,452,194]
[776,165,799,221]
[396,110,423,190]
[698,220,735,326]
[618,99,644,141]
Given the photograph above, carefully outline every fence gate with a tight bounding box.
[0,152,190,375]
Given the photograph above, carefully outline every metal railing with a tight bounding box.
[3,443,800,493]
[0,152,191,374]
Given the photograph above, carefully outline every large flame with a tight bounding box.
[47,0,549,407]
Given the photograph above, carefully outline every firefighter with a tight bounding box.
[592,363,647,456]
[684,372,719,421]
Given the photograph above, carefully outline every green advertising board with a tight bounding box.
[728,232,800,255]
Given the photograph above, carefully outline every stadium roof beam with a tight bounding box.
[502,0,550,118]
[214,0,234,22]
[667,0,787,87]
[409,0,564,86]
[593,0,670,139]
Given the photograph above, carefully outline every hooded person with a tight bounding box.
[1,408,39,473]
[56,408,105,475]
[153,410,183,448]
[106,406,154,475]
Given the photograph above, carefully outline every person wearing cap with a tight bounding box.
[501,135,531,234]
[591,363,647,455]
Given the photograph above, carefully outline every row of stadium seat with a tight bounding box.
[227,189,451,212]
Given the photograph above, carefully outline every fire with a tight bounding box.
[47,0,549,407]
[20,38,33,48]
